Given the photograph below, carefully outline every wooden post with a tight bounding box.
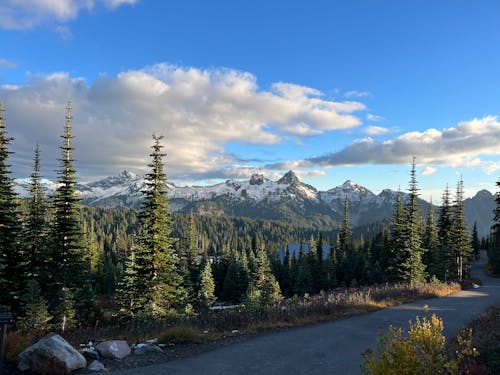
[0,308,13,363]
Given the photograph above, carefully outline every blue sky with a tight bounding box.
[1,0,500,200]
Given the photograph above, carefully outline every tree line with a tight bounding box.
[1,101,499,331]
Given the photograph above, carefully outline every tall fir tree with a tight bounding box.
[117,135,185,318]
[437,185,454,281]
[245,248,281,310]
[490,177,500,274]
[471,222,480,260]
[422,201,439,279]
[50,102,94,324]
[24,144,49,282]
[388,191,405,282]
[400,158,425,283]
[0,102,23,309]
[451,178,472,281]
[197,260,216,311]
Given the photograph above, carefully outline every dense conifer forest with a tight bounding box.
[0,102,499,330]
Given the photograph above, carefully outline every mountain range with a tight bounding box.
[14,170,496,237]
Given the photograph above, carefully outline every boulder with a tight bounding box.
[133,345,164,356]
[95,340,131,359]
[87,360,105,372]
[18,333,87,375]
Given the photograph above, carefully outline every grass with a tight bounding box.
[25,281,460,350]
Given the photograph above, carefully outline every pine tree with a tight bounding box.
[18,279,52,332]
[245,248,281,311]
[471,222,480,260]
[400,158,425,284]
[179,213,200,305]
[422,201,439,279]
[437,186,454,281]
[50,102,94,323]
[388,191,405,282]
[118,135,185,317]
[451,178,472,281]
[0,102,23,309]
[294,249,314,295]
[198,260,216,310]
[490,177,500,274]
[24,144,49,282]
[339,194,352,255]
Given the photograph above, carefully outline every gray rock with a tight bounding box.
[82,348,100,360]
[133,345,164,356]
[96,340,131,359]
[18,333,87,375]
[87,360,105,372]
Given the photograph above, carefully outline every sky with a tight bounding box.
[1,0,500,201]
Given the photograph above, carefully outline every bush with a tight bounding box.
[362,310,478,375]
[158,326,204,345]
[4,330,36,362]
[478,332,500,373]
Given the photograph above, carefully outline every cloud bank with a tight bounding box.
[0,0,138,30]
[277,116,500,174]
[0,64,365,181]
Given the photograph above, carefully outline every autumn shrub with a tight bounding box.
[4,330,37,362]
[158,326,204,345]
[362,310,478,375]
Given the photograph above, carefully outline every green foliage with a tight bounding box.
[438,186,454,280]
[478,332,500,373]
[245,249,282,311]
[362,311,477,375]
[158,326,204,344]
[18,279,52,332]
[198,261,216,310]
[0,102,23,309]
[53,286,76,332]
[490,177,500,274]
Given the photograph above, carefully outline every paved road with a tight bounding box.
[114,255,500,375]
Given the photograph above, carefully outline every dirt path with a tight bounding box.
[112,256,500,375]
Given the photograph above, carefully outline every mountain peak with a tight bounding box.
[278,170,299,185]
[118,170,139,180]
[249,173,266,185]
[342,180,358,188]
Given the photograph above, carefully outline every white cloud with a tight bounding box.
[365,125,389,136]
[366,113,384,122]
[0,0,138,30]
[344,90,371,98]
[270,116,500,173]
[421,166,437,176]
[1,64,365,181]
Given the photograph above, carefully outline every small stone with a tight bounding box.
[88,360,105,372]
[136,343,146,348]
[96,340,131,360]
[157,344,167,348]
[88,341,94,347]
[146,338,158,344]
[232,330,239,334]
[83,348,100,360]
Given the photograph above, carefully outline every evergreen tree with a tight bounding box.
[117,135,185,317]
[0,102,23,309]
[471,222,480,260]
[50,102,94,323]
[198,260,216,310]
[221,251,249,303]
[294,249,314,295]
[437,186,454,280]
[245,248,281,310]
[422,201,439,279]
[18,279,52,332]
[388,191,405,282]
[490,177,500,274]
[54,286,75,332]
[451,178,472,281]
[400,158,425,283]
[24,144,49,282]
[179,213,200,305]
[339,194,352,255]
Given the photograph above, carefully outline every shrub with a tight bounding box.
[478,332,500,373]
[362,310,478,375]
[4,330,36,362]
[158,326,204,345]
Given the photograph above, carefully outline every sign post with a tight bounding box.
[0,307,14,363]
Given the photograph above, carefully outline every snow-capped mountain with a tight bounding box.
[14,170,495,235]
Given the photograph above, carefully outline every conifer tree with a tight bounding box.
[339,194,352,255]
[18,279,52,332]
[245,248,281,310]
[490,177,500,274]
[179,213,200,305]
[118,135,185,317]
[294,249,314,295]
[422,201,439,279]
[24,144,49,282]
[0,102,23,309]
[451,178,472,281]
[388,191,405,282]
[471,222,480,260]
[50,102,94,323]
[437,186,454,280]
[198,260,216,310]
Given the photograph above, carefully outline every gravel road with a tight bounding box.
[111,255,500,375]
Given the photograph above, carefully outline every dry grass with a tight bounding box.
[55,281,461,347]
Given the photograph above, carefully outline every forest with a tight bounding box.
[1,102,500,332]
